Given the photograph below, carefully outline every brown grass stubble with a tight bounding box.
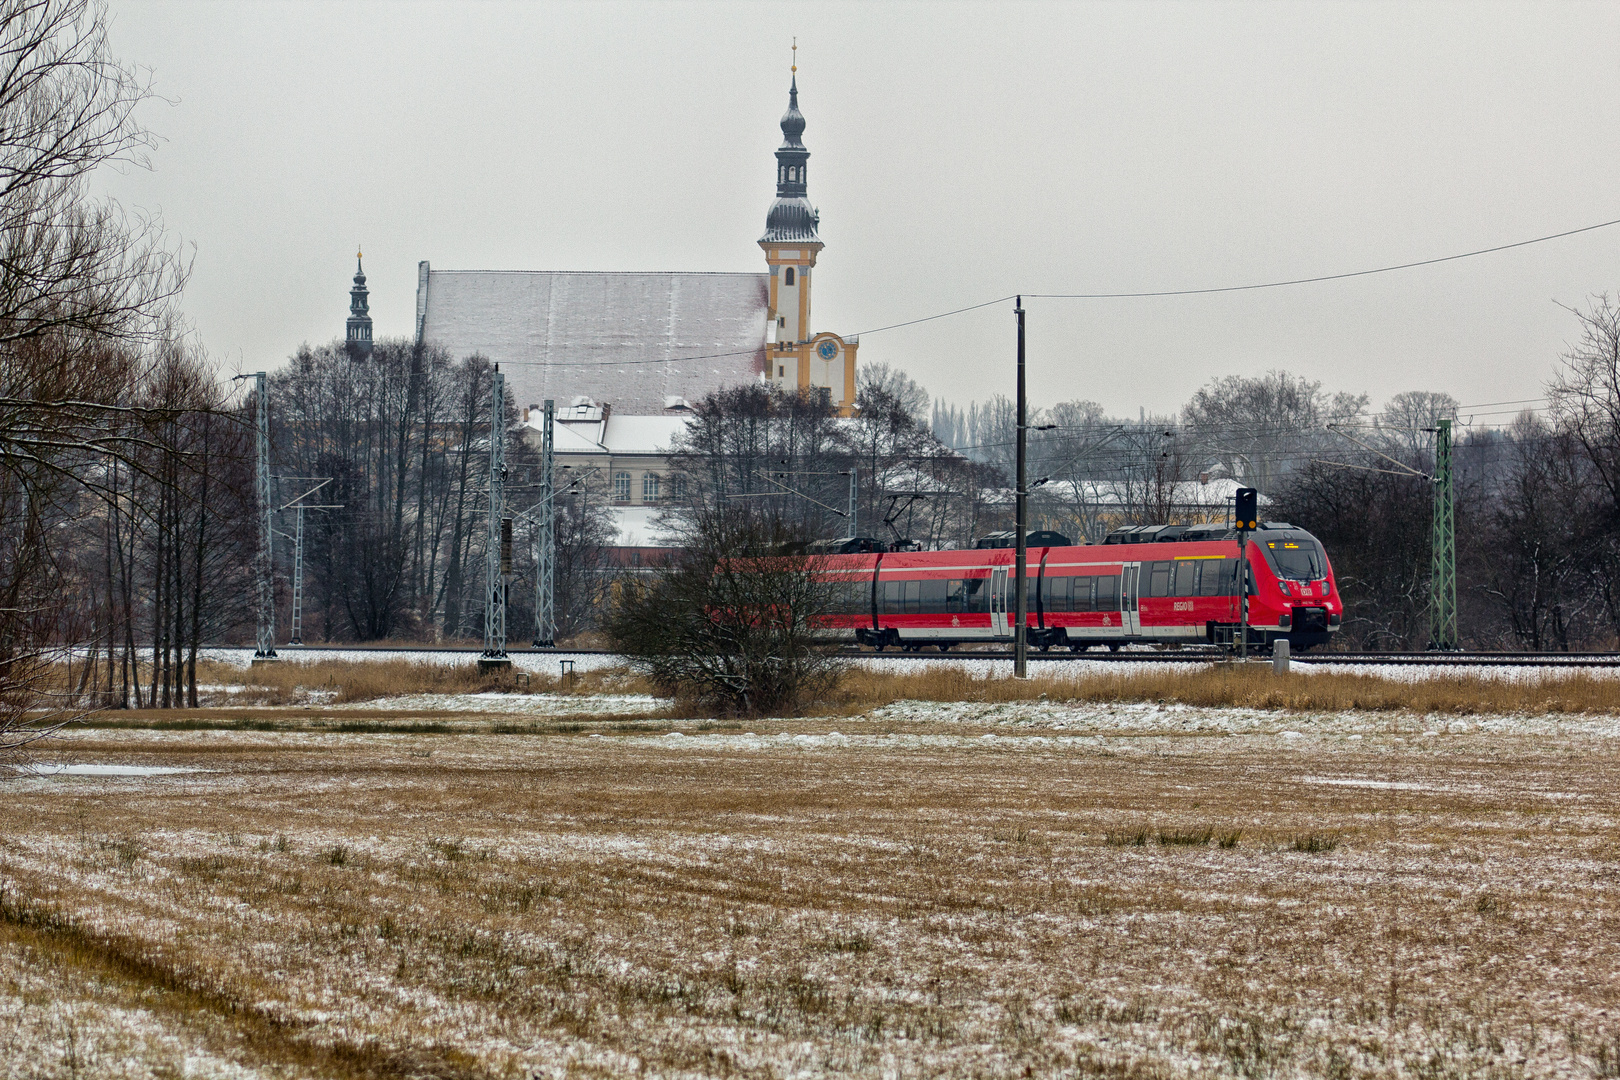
[838,662,1620,716]
[3,729,1620,1076]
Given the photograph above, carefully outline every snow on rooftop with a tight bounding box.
[521,412,690,457]
[419,270,769,415]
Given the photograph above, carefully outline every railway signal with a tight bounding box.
[1235,487,1258,531]
[1235,486,1258,658]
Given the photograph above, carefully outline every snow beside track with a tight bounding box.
[193,646,1620,683]
[854,654,1620,682]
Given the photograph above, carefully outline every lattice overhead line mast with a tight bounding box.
[534,399,555,648]
[274,478,339,647]
[1429,417,1457,651]
[482,368,512,670]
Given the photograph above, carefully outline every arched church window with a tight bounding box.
[785,267,795,286]
[613,472,630,501]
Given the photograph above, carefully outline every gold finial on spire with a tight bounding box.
[791,37,796,73]
[356,246,363,261]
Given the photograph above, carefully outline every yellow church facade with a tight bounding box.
[758,56,858,415]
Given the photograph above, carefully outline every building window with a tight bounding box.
[613,471,630,501]
[671,475,687,498]
[785,267,795,286]
[642,473,660,501]
[778,365,785,377]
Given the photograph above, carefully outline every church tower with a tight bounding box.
[760,47,857,414]
[346,250,374,359]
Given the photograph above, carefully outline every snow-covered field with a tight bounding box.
[3,696,1620,1077]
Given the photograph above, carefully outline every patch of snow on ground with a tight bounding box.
[328,692,665,715]
[8,763,200,778]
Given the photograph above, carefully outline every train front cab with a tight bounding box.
[1247,527,1341,650]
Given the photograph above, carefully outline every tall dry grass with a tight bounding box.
[40,658,656,709]
[836,662,1620,715]
[223,659,654,705]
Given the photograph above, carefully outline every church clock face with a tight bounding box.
[817,339,838,360]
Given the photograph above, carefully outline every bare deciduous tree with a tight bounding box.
[0,0,190,752]
[603,512,841,716]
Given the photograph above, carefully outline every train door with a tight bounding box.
[990,567,1009,636]
[1121,562,1142,635]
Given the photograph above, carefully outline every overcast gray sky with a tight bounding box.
[98,0,1620,421]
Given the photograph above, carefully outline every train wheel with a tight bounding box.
[939,644,952,652]
[1108,643,1121,653]
[1039,643,1051,653]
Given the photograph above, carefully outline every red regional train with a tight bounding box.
[812,522,1342,652]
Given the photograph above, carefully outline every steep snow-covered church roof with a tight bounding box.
[414,266,769,415]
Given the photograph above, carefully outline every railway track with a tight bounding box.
[205,644,1620,668]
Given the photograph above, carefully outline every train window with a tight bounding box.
[904,579,921,614]
[1075,574,1095,612]
[1096,574,1119,610]
[882,580,901,613]
[954,578,986,613]
[920,579,947,613]
[1266,538,1326,581]
[1148,561,1171,597]
[1041,575,1067,613]
[1200,562,1223,597]
[1174,561,1199,596]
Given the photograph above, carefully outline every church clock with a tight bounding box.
[817,339,838,360]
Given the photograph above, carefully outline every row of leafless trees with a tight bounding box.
[262,339,617,645]
[0,0,234,739]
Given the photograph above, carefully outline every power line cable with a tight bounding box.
[1025,216,1620,300]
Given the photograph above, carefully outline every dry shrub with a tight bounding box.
[838,664,1620,716]
[1291,832,1340,853]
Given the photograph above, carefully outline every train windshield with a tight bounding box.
[1263,536,1326,580]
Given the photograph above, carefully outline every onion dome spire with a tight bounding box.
[761,41,820,245]
[346,247,374,358]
